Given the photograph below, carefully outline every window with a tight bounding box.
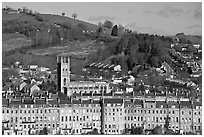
[176,117,179,122]
[189,111,191,115]
[24,110,26,113]
[61,116,64,122]
[198,118,201,123]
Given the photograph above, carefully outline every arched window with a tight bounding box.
[63,87,67,95]
[65,57,68,63]
[64,78,66,86]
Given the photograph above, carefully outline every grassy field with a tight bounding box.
[28,40,105,56]
[2,33,32,52]
[40,14,98,30]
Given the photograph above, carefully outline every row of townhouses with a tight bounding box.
[2,95,202,135]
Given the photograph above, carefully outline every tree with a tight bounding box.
[39,127,48,135]
[72,13,77,19]
[118,24,125,35]
[90,128,99,134]
[97,26,104,36]
[165,129,175,135]
[164,115,170,130]
[104,20,113,28]
[22,6,28,13]
[111,25,118,36]
[152,126,163,135]
[122,128,130,134]
[61,12,65,16]
[130,127,143,134]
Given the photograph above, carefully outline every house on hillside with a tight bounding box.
[12,81,27,91]
[160,62,174,75]
[23,84,40,94]
[193,44,200,49]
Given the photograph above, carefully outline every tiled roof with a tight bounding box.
[2,98,9,106]
[103,93,112,96]
[51,94,58,99]
[133,99,143,105]
[156,101,168,108]
[82,99,92,104]
[133,91,144,97]
[145,93,156,98]
[124,100,132,105]
[93,100,100,104]
[24,98,34,104]
[179,101,192,108]
[104,98,123,104]
[168,101,179,108]
[35,98,46,104]
[192,101,201,109]
[72,99,81,104]
[59,99,71,104]
[10,100,22,105]
[47,99,58,105]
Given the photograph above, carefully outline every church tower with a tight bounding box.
[57,53,70,95]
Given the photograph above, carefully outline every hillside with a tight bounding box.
[171,33,202,45]
[2,33,32,52]
[2,9,102,71]
[2,10,97,31]
[40,14,97,30]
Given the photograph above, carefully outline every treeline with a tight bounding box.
[90,33,173,75]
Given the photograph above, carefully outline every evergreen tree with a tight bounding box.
[111,25,118,36]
